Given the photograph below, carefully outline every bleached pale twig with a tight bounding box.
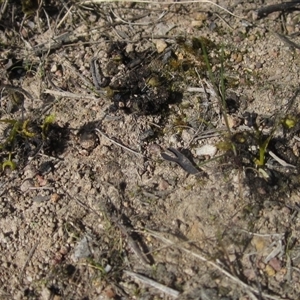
[264,240,284,263]
[110,7,168,25]
[0,0,8,22]
[81,0,245,19]
[186,87,207,93]
[95,128,144,157]
[28,186,55,191]
[124,270,180,298]
[268,150,296,168]
[294,136,300,142]
[186,86,217,96]
[239,229,285,238]
[44,89,100,100]
[57,4,73,29]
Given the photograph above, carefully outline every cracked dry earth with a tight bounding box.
[1,0,300,299]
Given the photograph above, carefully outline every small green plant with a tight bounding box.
[251,114,297,167]
[0,118,35,170]
[200,42,239,159]
[0,114,56,171]
[2,152,17,171]
[281,115,297,129]
[199,41,298,178]
[253,129,274,167]
[85,257,107,276]
[41,114,55,138]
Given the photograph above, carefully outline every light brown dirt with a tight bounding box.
[1,1,300,299]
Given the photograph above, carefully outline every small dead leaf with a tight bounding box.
[103,285,116,298]
[154,39,168,53]
[50,193,61,203]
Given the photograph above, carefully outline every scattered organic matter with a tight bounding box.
[1,1,300,299]
[0,114,69,170]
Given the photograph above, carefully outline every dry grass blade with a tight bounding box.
[95,128,144,157]
[268,150,296,168]
[80,0,244,19]
[0,84,34,102]
[264,239,284,264]
[110,7,168,25]
[146,229,285,300]
[124,270,180,298]
[18,241,39,282]
[60,55,94,90]
[0,0,8,21]
[44,89,100,101]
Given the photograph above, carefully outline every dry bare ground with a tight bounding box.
[1,0,300,299]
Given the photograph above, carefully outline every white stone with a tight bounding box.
[196,144,217,157]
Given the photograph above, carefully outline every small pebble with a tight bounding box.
[154,39,168,53]
[286,24,295,35]
[251,236,268,252]
[248,34,256,41]
[235,53,243,63]
[191,20,204,27]
[50,64,58,73]
[265,264,276,277]
[196,144,217,157]
[20,179,34,192]
[32,195,50,203]
[147,143,162,156]
[158,178,170,190]
[268,257,282,271]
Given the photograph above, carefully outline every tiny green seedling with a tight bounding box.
[41,114,55,138]
[0,114,56,171]
[199,40,299,180]
[2,152,17,171]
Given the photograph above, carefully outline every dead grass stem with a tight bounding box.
[146,229,285,300]
[81,0,244,20]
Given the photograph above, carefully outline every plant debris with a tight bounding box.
[92,42,182,115]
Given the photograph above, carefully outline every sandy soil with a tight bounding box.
[1,1,300,299]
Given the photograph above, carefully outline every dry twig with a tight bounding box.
[124,270,180,298]
[81,0,244,19]
[44,89,100,101]
[95,128,144,157]
[146,229,285,300]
